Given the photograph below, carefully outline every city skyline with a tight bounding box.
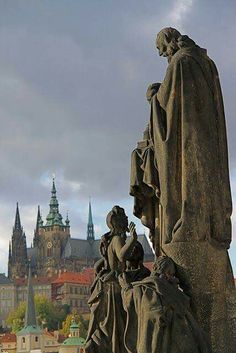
[0,1,235,274]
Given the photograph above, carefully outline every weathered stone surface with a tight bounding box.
[130,27,236,353]
[85,206,140,353]
[162,242,236,353]
[121,256,211,353]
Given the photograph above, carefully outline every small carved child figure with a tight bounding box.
[119,241,151,286]
[121,256,211,353]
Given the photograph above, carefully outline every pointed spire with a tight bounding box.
[87,199,95,242]
[52,177,56,195]
[46,178,64,226]
[24,261,37,327]
[34,206,43,247]
[36,205,41,231]
[8,242,12,259]
[65,211,70,226]
[14,202,21,231]
[50,178,59,211]
[88,199,93,225]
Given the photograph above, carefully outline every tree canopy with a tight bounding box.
[6,295,70,333]
[60,310,89,338]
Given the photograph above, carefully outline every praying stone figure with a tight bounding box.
[130,27,236,353]
[85,206,138,353]
[120,256,211,353]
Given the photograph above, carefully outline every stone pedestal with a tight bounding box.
[162,241,236,353]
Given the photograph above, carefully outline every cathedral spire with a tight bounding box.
[14,202,21,231]
[36,205,41,231]
[46,178,64,226]
[25,262,37,327]
[65,211,70,226]
[33,206,41,247]
[87,199,95,242]
[8,241,11,260]
[8,203,28,279]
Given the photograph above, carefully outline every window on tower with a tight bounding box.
[47,247,52,257]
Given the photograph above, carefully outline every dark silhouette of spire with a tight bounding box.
[8,242,11,260]
[87,199,95,242]
[8,203,28,279]
[33,206,42,247]
[14,202,21,231]
[35,205,41,232]
[24,262,37,327]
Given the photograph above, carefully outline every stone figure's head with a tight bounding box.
[152,256,176,280]
[156,27,197,62]
[156,27,181,61]
[106,205,129,235]
[126,241,144,264]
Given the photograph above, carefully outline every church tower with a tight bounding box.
[8,203,28,279]
[36,178,70,276]
[17,263,43,353]
[87,200,95,243]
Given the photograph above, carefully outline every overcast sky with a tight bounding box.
[0,0,236,274]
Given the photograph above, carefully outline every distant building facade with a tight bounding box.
[0,333,16,353]
[0,269,94,327]
[0,274,16,327]
[51,271,91,313]
[8,179,154,280]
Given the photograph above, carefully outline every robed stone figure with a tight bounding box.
[131,27,232,249]
[130,28,236,353]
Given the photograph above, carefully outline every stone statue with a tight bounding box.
[121,240,151,283]
[85,206,138,353]
[131,26,232,249]
[130,27,236,353]
[120,256,211,353]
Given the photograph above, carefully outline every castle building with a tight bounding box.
[8,179,154,279]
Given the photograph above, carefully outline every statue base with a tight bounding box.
[162,241,236,353]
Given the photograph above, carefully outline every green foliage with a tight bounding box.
[60,311,89,338]
[6,295,68,333]
[6,302,26,333]
[78,314,89,338]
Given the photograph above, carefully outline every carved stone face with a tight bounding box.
[156,37,168,57]
[156,30,179,62]
[126,241,144,263]
[106,205,128,234]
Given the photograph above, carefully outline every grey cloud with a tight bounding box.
[0,1,236,273]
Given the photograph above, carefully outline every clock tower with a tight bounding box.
[34,179,70,276]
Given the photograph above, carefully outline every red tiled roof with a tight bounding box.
[81,268,95,282]
[0,333,16,343]
[52,271,92,285]
[15,276,56,286]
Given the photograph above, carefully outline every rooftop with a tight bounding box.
[0,333,16,343]
[62,336,85,346]
[0,273,13,285]
[52,271,92,285]
[15,276,56,286]
[17,325,42,335]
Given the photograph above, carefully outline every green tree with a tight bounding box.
[6,302,26,333]
[6,295,68,333]
[60,311,89,338]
